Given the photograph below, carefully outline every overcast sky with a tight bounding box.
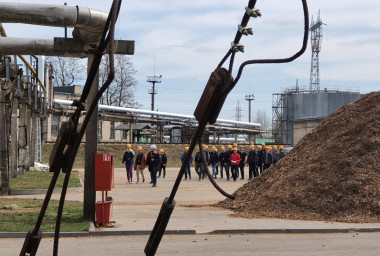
[4,0,380,122]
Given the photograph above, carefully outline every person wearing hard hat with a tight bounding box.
[247,144,258,180]
[122,144,135,184]
[218,146,226,179]
[272,146,280,165]
[224,145,233,181]
[158,149,167,179]
[181,146,193,180]
[209,146,219,178]
[134,146,146,183]
[194,146,204,181]
[257,145,263,175]
[278,145,285,160]
[146,145,160,187]
[238,145,247,180]
[201,144,210,179]
[230,147,241,181]
[263,146,273,172]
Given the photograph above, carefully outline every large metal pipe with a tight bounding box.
[0,2,108,43]
[53,99,262,129]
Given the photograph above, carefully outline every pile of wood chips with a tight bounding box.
[218,91,380,223]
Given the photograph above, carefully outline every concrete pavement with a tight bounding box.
[2,167,380,238]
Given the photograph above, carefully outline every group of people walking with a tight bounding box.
[122,144,167,187]
[180,143,286,181]
[122,143,286,187]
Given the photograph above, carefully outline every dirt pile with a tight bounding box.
[218,91,380,223]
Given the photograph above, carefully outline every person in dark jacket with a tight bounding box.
[238,145,247,180]
[247,144,258,180]
[158,149,167,178]
[278,145,286,160]
[146,145,160,187]
[209,146,219,178]
[224,145,233,181]
[257,145,263,175]
[262,146,273,171]
[122,144,134,184]
[181,146,193,180]
[218,146,226,179]
[201,144,210,179]
[194,147,203,181]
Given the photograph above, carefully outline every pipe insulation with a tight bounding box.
[0,2,108,42]
[53,99,262,130]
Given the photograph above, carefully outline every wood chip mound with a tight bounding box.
[218,91,380,223]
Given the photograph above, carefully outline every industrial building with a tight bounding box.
[272,85,363,145]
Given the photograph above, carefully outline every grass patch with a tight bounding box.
[9,171,82,190]
[0,198,89,232]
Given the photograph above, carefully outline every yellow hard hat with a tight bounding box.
[233,143,238,147]
[268,146,272,151]
[160,149,164,153]
[126,144,132,149]
[227,145,233,149]
[137,146,142,151]
[211,146,216,151]
[185,146,189,150]
[273,146,277,150]
[220,146,225,150]
[233,147,238,151]
[250,144,255,148]
[279,145,284,150]
[262,142,265,146]
[258,145,262,149]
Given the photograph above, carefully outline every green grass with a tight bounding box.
[0,198,89,232]
[9,170,82,190]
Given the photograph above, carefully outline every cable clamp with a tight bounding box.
[238,24,253,36]
[245,7,262,18]
[231,42,244,52]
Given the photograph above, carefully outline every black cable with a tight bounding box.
[197,140,235,200]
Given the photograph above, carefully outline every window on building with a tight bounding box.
[51,114,60,137]
[110,121,115,139]
[122,129,127,139]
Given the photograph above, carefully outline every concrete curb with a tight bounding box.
[9,187,83,195]
[1,228,380,239]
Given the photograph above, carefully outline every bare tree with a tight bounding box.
[253,109,272,135]
[47,57,86,87]
[99,55,140,108]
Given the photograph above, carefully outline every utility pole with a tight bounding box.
[147,75,162,111]
[245,93,255,122]
[235,100,242,121]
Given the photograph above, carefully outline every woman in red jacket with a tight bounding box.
[230,147,241,181]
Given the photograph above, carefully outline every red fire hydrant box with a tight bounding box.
[95,154,114,191]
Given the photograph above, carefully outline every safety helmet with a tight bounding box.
[127,144,132,149]
[211,146,216,151]
[137,146,142,151]
[262,142,265,146]
[273,146,277,150]
[258,145,262,149]
[220,146,225,150]
[185,146,189,151]
[150,145,157,150]
[227,145,233,149]
[250,144,255,149]
[279,145,284,150]
[160,149,164,153]
[233,147,238,151]
[268,146,272,151]
[233,143,238,147]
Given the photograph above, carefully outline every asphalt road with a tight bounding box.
[3,232,380,256]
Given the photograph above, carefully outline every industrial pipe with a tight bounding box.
[0,2,108,43]
[53,99,262,129]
